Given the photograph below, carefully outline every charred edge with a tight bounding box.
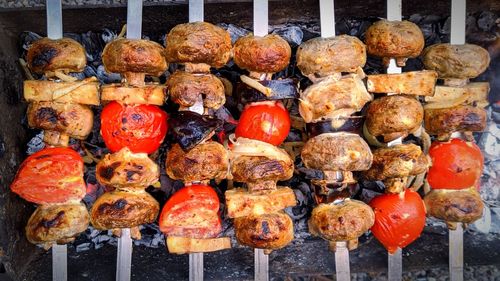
[97,198,128,214]
[261,221,271,235]
[39,210,65,229]
[36,107,59,124]
[98,161,121,181]
[253,159,285,178]
[31,47,58,69]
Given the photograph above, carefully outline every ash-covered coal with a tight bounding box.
[19,12,500,252]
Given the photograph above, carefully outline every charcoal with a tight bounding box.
[26,131,44,155]
[272,25,303,47]
[76,242,91,252]
[218,23,250,44]
[477,11,497,32]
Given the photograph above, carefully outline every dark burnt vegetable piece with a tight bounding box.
[305,116,365,138]
[168,111,223,151]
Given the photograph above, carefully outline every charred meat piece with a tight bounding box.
[234,211,294,250]
[424,105,487,136]
[165,22,232,69]
[230,138,294,191]
[27,101,93,140]
[364,144,429,181]
[301,132,372,172]
[365,95,423,142]
[233,34,291,74]
[168,111,223,151]
[27,37,86,74]
[422,43,490,79]
[364,20,424,66]
[309,199,375,242]
[90,190,159,230]
[296,35,366,78]
[166,71,226,110]
[96,147,160,189]
[166,141,229,183]
[424,188,484,224]
[25,203,89,248]
[299,75,372,125]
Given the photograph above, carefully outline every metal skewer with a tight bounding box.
[46,1,67,280]
[186,1,205,280]
[115,1,144,281]
[252,1,270,280]
[448,2,466,280]
[319,1,351,280]
[385,1,403,280]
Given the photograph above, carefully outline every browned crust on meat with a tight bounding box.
[233,34,291,73]
[301,133,372,171]
[234,211,294,249]
[27,37,86,74]
[102,38,167,76]
[25,203,89,245]
[365,20,424,58]
[166,71,226,110]
[422,43,490,79]
[364,144,429,180]
[309,200,375,242]
[164,22,232,68]
[230,155,293,184]
[166,141,229,182]
[27,101,93,140]
[424,105,487,135]
[296,35,366,77]
[90,190,159,230]
[365,95,423,142]
[424,188,484,223]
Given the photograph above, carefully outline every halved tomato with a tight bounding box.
[369,189,426,254]
[235,101,291,146]
[100,101,168,154]
[427,138,483,190]
[10,147,86,204]
[159,184,221,239]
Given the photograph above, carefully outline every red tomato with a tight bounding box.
[235,101,291,146]
[159,184,221,239]
[10,147,86,204]
[427,138,483,190]
[369,190,426,254]
[100,101,168,154]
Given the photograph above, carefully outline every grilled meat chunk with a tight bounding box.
[296,35,366,78]
[230,138,293,191]
[166,71,226,110]
[90,190,159,230]
[97,147,159,189]
[299,75,372,125]
[301,132,372,172]
[364,20,424,66]
[234,211,294,250]
[25,203,89,248]
[424,188,484,225]
[27,101,93,140]
[27,37,86,75]
[233,34,291,74]
[422,43,490,79]
[424,105,487,136]
[165,22,232,69]
[364,144,429,180]
[309,199,375,242]
[365,95,423,142]
[166,141,229,183]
